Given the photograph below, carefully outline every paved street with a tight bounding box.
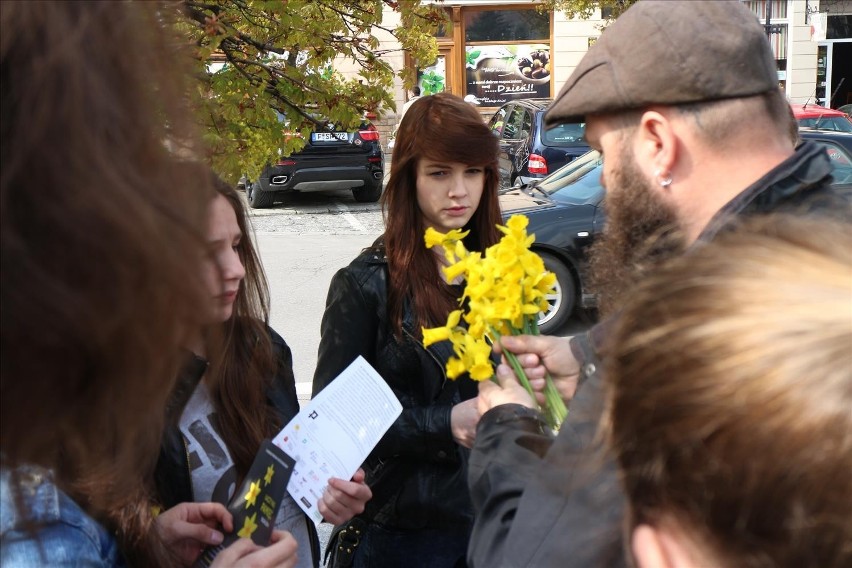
[248,188,383,400]
[256,231,379,400]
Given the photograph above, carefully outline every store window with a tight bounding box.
[463,8,551,108]
[417,55,447,96]
[465,9,549,42]
[743,0,788,90]
[827,14,852,39]
[433,6,452,38]
[816,45,828,106]
[408,8,452,100]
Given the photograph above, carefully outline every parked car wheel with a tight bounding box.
[537,251,575,334]
[352,179,382,203]
[247,181,275,209]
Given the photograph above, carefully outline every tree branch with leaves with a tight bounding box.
[173,0,445,181]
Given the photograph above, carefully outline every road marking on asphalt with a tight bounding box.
[334,202,367,233]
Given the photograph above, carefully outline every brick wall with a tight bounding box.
[375,113,399,153]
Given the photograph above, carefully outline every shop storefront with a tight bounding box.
[368,0,833,145]
[814,7,852,108]
[407,4,554,111]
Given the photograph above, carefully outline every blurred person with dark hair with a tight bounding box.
[466,2,851,567]
[607,215,852,568]
[0,3,299,566]
[312,93,502,567]
[151,174,371,568]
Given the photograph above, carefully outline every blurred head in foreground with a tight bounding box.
[607,214,852,568]
[1,0,208,536]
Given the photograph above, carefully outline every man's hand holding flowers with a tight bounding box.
[477,362,536,416]
[493,335,581,404]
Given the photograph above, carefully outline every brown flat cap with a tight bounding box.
[545,0,778,127]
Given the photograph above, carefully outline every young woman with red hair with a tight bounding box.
[313,93,502,567]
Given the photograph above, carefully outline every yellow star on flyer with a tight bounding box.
[264,464,275,486]
[244,480,261,508]
[237,513,258,539]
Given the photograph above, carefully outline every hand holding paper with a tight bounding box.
[155,502,231,565]
[318,467,372,525]
[194,441,296,567]
[273,356,402,524]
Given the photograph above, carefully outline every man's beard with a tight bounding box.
[588,153,686,318]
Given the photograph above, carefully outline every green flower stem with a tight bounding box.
[490,328,535,402]
[492,324,567,431]
[503,350,536,403]
[527,316,568,430]
[543,373,567,429]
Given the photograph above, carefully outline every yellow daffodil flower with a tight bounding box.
[421,216,566,429]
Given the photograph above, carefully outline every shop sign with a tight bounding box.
[465,44,550,106]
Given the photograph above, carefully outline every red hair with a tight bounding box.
[382,93,501,337]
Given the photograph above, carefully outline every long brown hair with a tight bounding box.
[206,177,279,476]
[605,214,852,568]
[382,93,501,337]
[1,1,208,563]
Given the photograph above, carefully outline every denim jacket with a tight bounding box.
[1,466,125,567]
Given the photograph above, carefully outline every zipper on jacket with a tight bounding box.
[403,327,449,391]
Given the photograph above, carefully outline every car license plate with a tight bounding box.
[311,131,349,143]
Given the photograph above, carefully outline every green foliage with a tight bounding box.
[539,0,636,22]
[174,0,445,182]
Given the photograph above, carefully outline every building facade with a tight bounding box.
[341,0,851,146]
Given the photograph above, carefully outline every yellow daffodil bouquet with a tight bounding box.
[422,214,567,430]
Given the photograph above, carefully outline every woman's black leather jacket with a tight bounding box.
[153,325,321,566]
[312,239,479,530]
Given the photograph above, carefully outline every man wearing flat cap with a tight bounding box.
[467,2,849,567]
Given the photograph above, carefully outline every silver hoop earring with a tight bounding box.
[655,169,673,188]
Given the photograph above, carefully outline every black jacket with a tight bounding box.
[313,240,478,530]
[153,326,321,567]
[467,141,851,568]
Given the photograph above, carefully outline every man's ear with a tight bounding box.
[633,109,677,190]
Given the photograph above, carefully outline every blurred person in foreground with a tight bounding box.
[0,3,295,566]
[607,214,852,567]
[467,2,852,567]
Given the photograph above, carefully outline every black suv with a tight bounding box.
[246,121,384,208]
[487,99,588,190]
